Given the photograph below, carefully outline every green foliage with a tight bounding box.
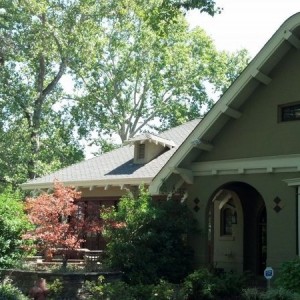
[0,0,248,180]
[140,0,221,33]
[101,187,197,284]
[82,276,178,300]
[0,187,32,268]
[47,279,63,299]
[83,277,139,300]
[72,2,249,143]
[241,287,299,300]
[262,288,299,300]
[0,278,29,300]
[180,268,216,299]
[275,258,300,294]
[214,271,252,298]
[150,280,178,300]
[0,0,88,183]
[180,269,252,300]
[242,287,262,300]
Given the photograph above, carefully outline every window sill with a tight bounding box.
[219,235,235,241]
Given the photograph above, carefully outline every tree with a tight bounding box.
[101,187,197,284]
[0,0,224,183]
[71,7,249,144]
[126,0,222,33]
[23,182,101,268]
[0,0,100,183]
[0,186,32,268]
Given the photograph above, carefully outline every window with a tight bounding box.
[137,143,145,159]
[221,208,233,236]
[280,102,300,122]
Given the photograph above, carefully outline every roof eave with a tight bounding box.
[21,177,153,191]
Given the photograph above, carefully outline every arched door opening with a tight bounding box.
[207,182,266,275]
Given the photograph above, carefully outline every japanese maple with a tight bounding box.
[23,182,101,266]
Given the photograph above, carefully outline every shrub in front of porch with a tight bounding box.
[82,276,178,300]
[180,268,252,300]
[101,187,197,284]
[242,287,299,300]
[275,258,300,294]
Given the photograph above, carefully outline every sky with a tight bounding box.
[187,0,300,58]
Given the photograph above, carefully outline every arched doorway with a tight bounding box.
[207,182,266,275]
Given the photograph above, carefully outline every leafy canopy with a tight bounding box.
[71,4,249,144]
[0,0,94,183]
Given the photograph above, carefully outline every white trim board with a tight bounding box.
[21,177,153,190]
[191,154,300,176]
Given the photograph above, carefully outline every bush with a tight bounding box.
[180,269,253,300]
[214,271,252,299]
[180,268,217,300]
[262,288,299,300]
[82,277,178,300]
[0,278,29,300]
[0,187,32,268]
[275,258,300,294]
[150,280,178,300]
[47,279,63,299]
[242,287,300,300]
[101,187,197,284]
[83,276,141,300]
[242,287,263,300]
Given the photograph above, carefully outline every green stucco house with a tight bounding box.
[22,13,300,277]
[150,13,300,276]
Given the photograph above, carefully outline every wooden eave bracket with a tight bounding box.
[120,184,130,190]
[220,105,242,119]
[191,139,213,151]
[284,30,300,49]
[170,167,194,184]
[251,69,272,85]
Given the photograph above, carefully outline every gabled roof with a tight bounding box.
[150,12,300,194]
[125,133,176,148]
[21,119,200,190]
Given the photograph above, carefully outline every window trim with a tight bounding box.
[278,101,300,122]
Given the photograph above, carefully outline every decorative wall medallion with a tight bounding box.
[273,196,283,213]
[193,198,200,212]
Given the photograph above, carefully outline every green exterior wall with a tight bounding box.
[187,172,297,274]
[199,48,300,162]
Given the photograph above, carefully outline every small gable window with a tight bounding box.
[280,103,300,122]
[137,144,145,160]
